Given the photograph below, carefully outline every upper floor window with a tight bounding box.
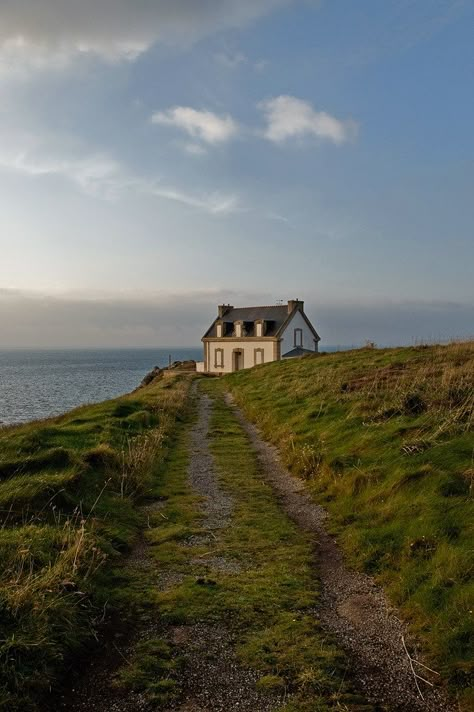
[235,322,242,337]
[217,323,223,338]
[294,328,303,347]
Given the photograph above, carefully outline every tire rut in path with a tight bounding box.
[226,393,456,712]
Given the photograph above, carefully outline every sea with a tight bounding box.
[0,348,202,425]
[0,345,351,426]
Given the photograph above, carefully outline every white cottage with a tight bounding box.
[199,300,320,374]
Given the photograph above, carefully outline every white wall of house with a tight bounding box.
[280,310,318,356]
[206,340,275,374]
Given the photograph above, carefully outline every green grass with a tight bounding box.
[0,375,192,711]
[113,638,180,706]
[224,341,474,707]
[142,381,371,710]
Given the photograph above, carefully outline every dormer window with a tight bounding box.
[217,323,223,338]
[256,322,262,337]
[235,322,242,337]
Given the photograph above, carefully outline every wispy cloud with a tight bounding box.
[0,137,122,197]
[0,134,240,215]
[152,106,239,145]
[259,95,358,145]
[214,49,248,69]
[214,48,269,72]
[146,185,239,215]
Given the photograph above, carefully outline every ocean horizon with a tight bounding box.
[0,345,352,425]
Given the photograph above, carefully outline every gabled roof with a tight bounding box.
[203,305,289,338]
[202,303,320,342]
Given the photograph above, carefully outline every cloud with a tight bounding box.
[259,95,358,145]
[0,134,122,197]
[0,288,472,349]
[152,107,239,145]
[0,0,289,68]
[0,133,239,214]
[0,287,269,348]
[214,49,269,73]
[214,50,248,69]
[146,185,239,215]
[183,143,208,156]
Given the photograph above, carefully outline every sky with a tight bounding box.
[0,0,473,348]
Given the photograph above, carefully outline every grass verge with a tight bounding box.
[0,375,192,710]
[224,341,474,708]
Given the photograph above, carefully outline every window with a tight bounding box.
[217,323,223,337]
[294,328,303,347]
[214,348,224,368]
[254,348,264,365]
[255,322,262,337]
[235,322,242,337]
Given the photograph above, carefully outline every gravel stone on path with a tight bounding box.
[187,393,233,532]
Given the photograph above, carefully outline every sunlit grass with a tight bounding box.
[225,341,474,706]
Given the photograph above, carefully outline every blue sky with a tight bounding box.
[0,0,472,347]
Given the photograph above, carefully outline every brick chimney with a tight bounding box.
[287,299,304,314]
[218,304,233,318]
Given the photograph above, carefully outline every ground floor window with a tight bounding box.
[254,348,265,365]
[214,348,224,368]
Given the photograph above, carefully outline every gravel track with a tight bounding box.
[226,393,456,712]
[165,391,282,712]
[58,390,283,712]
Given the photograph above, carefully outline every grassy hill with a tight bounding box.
[225,341,473,705]
[0,375,191,710]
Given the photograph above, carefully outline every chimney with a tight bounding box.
[287,299,304,314]
[218,304,233,318]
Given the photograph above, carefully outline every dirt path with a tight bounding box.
[226,393,456,712]
[58,391,282,712]
[164,393,282,712]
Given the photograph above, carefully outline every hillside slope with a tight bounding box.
[0,375,191,710]
[225,342,473,705]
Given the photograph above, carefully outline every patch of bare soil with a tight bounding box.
[226,393,456,712]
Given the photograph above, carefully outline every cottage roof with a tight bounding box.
[202,302,320,342]
[203,305,289,338]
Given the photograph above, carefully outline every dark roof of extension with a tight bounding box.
[282,347,315,358]
[203,305,290,338]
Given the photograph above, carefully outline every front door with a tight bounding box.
[233,350,243,371]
